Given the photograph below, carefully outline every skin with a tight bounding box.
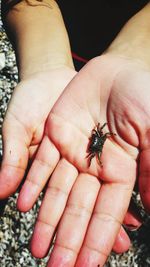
[1,64,134,255]
[0,0,76,200]
[1,1,150,265]
[28,54,150,266]
[1,67,76,197]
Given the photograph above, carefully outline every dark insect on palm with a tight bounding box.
[87,122,116,166]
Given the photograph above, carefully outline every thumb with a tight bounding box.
[0,116,30,199]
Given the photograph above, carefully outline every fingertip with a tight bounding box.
[17,198,30,213]
[30,221,53,258]
[123,205,142,230]
[0,166,24,199]
[113,227,131,254]
[17,182,38,212]
[0,129,30,191]
[30,240,47,259]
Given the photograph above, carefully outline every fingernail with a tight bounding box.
[123,224,140,232]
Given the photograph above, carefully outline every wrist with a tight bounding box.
[105,3,150,70]
[18,51,74,80]
[2,0,74,80]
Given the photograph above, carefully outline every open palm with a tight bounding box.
[0,61,140,264]
[28,55,149,266]
[0,67,76,198]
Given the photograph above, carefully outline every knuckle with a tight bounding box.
[78,173,100,190]
[27,179,41,188]
[84,244,108,258]
[93,211,121,226]
[55,242,78,255]
[65,203,92,218]
[35,157,53,169]
[47,184,68,198]
[37,218,55,231]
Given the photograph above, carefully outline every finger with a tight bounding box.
[112,226,131,254]
[29,145,39,160]
[75,182,134,267]
[113,200,143,254]
[30,159,78,258]
[123,200,142,230]
[17,135,60,212]
[0,116,30,199]
[47,173,100,267]
[113,200,142,253]
[139,148,150,213]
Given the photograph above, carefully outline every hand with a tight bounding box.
[0,67,76,199]
[28,54,148,266]
[0,61,141,261]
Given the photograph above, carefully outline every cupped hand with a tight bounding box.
[28,54,148,266]
[0,67,76,199]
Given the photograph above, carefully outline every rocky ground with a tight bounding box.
[0,7,150,267]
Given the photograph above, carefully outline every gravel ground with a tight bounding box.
[0,6,150,267]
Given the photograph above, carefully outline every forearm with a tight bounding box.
[106,3,150,68]
[2,0,74,80]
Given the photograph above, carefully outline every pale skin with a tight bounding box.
[29,54,150,267]
[1,0,150,266]
[0,0,76,197]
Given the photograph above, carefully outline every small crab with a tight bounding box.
[87,122,116,167]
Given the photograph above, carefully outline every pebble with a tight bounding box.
[0,53,5,70]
